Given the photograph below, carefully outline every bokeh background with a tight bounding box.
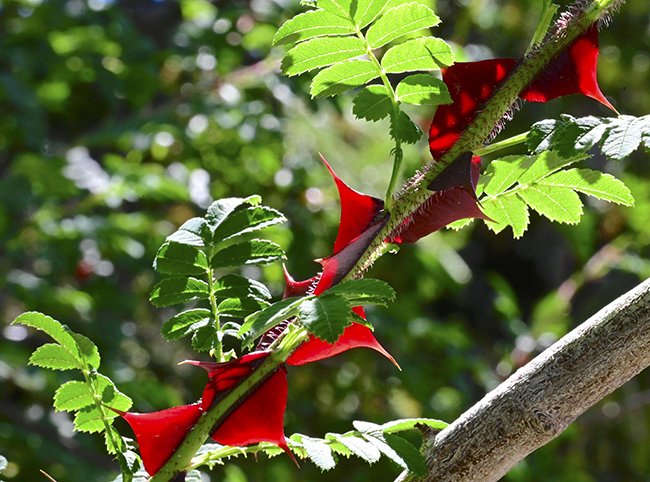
[1,0,649,481]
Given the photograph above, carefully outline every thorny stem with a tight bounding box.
[355,27,403,209]
[150,1,627,480]
[150,324,309,481]
[345,0,625,282]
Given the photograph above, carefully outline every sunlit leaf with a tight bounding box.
[395,74,451,105]
[382,37,454,73]
[366,3,440,49]
[282,37,366,76]
[310,60,380,97]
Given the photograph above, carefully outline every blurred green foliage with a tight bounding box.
[1,0,649,481]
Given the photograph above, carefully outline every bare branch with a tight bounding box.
[397,278,650,482]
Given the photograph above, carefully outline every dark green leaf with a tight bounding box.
[299,295,352,343]
[154,242,209,276]
[383,434,427,476]
[162,308,212,341]
[167,217,211,247]
[212,205,286,243]
[239,297,304,344]
[390,111,422,144]
[71,333,101,369]
[211,239,285,268]
[323,278,395,306]
[149,277,210,308]
[213,274,272,302]
[218,297,270,319]
[191,325,218,352]
[352,85,393,122]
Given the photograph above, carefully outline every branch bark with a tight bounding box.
[397,277,650,482]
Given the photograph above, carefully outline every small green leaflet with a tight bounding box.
[273,10,355,46]
[162,308,212,341]
[390,111,422,144]
[29,343,81,371]
[299,295,353,343]
[353,85,393,122]
[461,151,634,238]
[239,297,304,346]
[310,60,380,97]
[381,37,454,73]
[211,239,285,268]
[528,114,650,160]
[149,277,209,308]
[395,74,451,106]
[154,242,209,276]
[323,278,396,306]
[211,205,286,243]
[282,37,366,76]
[366,3,440,49]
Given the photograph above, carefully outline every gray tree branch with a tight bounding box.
[397,278,650,482]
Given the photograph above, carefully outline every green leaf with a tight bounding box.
[482,194,530,238]
[395,74,451,105]
[366,3,440,49]
[282,37,366,76]
[192,325,217,352]
[381,37,454,73]
[162,308,212,340]
[354,0,388,27]
[72,333,100,370]
[13,312,79,356]
[73,375,132,433]
[239,297,305,344]
[218,297,270,319]
[324,278,396,306]
[104,425,126,455]
[352,85,393,122]
[213,206,286,243]
[54,380,95,412]
[317,0,354,19]
[517,151,585,186]
[299,295,352,343]
[601,115,644,160]
[154,242,209,276]
[214,274,272,302]
[482,155,536,196]
[335,434,381,463]
[29,343,80,370]
[167,217,211,247]
[273,10,355,45]
[149,277,210,308]
[310,60,380,98]
[302,436,337,471]
[206,197,257,231]
[376,418,449,434]
[211,239,285,268]
[390,111,422,144]
[517,185,583,224]
[383,434,427,476]
[539,168,634,206]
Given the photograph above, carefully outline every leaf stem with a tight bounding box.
[355,27,403,209]
[206,249,223,361]
[473,131,529,157]
[526,0,559,54]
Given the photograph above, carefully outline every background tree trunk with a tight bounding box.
[397,278,650,482]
